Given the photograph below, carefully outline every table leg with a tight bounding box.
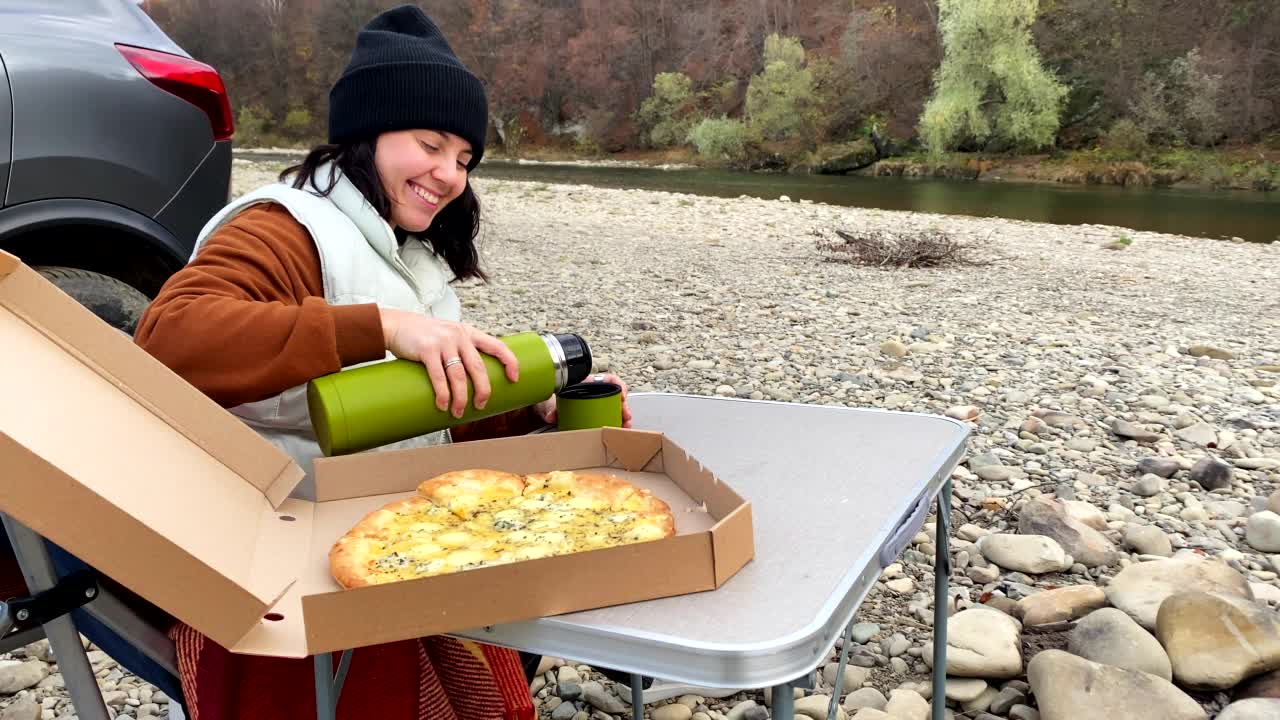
[771,681,794,720]
[315,653,335,720]
[630,673,645,720]
[930,479,953,720]
[826,621,856,720]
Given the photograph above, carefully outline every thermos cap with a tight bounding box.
[553,333,593,388]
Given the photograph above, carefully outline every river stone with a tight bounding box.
[989,687,1027,715]
[849,711,890,720]
[552,701,579,720]
[851,623,880,644]
[1236,668,1280,700]
[1112,419,1162,442]
[1207,500,1248,519]
[1190,455,1233,491]
[1138,457,1181,478]
[1247,512,1280,553]
[843,688,887,713]
[1133,474,1166,497]
[1017,497,1118,568]
[0,699,40,720]
[1156,591,1280,691]
[1268,490,1280,515]
[1027,650,1205,720]
[559,682,583,701]
[923,607,1022,678]
[976,465,1020,482]
[794,695,845,720]
[1176,423,1218,446]
[884,690,929,720]
[1014,585,1107,626]
[1188,344,1234,360]
[1217,699,1280,720]
[558,666,581,685]
[1063,500,1108,531]
[1068,608,1173,680]
[944,678,988,703]
[0,661,49,694]
[977,534,1071,574]
[962,686,1000,714]
[1038,410,1085,429]
[653,704,695,720]
[1124,524,1173,557]
[581,682,628,714]
[822,663,869,694]
[1105,553,1254,629]
[880,340,908,358]
[728,700,759,720]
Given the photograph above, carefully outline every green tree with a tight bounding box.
[745,34,820,142]
[919,0,1068,154]
[636,72,696,148]
[688,117,749,163]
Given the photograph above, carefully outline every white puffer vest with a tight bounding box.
[191,163,460,499]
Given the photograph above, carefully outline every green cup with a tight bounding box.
[555,382,623,430]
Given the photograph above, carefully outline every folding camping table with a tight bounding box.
[1,393,968,720]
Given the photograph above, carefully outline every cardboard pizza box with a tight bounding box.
[0,250,754,657]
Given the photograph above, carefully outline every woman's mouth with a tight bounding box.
[409,181,441,209]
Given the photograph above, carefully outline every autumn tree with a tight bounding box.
[919,0,1067,154]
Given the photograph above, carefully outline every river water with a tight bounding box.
[476,160,1280,243]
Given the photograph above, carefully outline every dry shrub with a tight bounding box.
[818,228,989,268]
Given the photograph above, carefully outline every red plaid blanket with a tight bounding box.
[170,622,534,720]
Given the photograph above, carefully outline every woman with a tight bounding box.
[132,5,629,718]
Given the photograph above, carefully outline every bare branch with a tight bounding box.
[818,228,992,269]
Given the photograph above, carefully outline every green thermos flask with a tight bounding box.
[307,331,592,456]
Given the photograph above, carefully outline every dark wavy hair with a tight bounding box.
[280,140,487,282]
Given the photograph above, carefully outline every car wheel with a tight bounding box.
[35,267,150,336]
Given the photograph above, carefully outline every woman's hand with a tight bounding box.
[534,373,633,429]
[379,309,520,418]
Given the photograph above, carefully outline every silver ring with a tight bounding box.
[592,374,605,383]
[444,357,463,369]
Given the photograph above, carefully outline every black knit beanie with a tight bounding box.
[328,4,488,170]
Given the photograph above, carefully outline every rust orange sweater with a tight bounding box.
[134,202,540,441]
[134,204,385,408]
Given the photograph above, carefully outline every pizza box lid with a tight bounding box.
[0,251,307,650]
[0,251,755,656]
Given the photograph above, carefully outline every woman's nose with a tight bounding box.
[431,158,461,188]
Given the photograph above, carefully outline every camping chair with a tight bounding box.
[0,513,186,720]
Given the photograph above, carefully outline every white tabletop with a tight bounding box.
[456,394,969,688]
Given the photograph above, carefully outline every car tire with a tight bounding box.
[35,266,150,336]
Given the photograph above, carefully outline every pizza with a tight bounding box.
[330,469,677,588]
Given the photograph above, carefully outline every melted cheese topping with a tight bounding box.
[363,486,670,583]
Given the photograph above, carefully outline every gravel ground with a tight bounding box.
[3,157,1277,720]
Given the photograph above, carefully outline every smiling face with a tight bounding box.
[374,129,473,232]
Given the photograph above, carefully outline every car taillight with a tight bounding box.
[116,44,234,142]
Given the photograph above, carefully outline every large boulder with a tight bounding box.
[811,140,878,175]
[1068,607,1172,681]
[1027,650,1205,720]
[1105,552,1253,629]
[1156,591,1280,691]
[977,534,1072,574]
[923,607,1022,679]
[1017,497,1118,568]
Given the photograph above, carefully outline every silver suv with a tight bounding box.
[0,0,233,333]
